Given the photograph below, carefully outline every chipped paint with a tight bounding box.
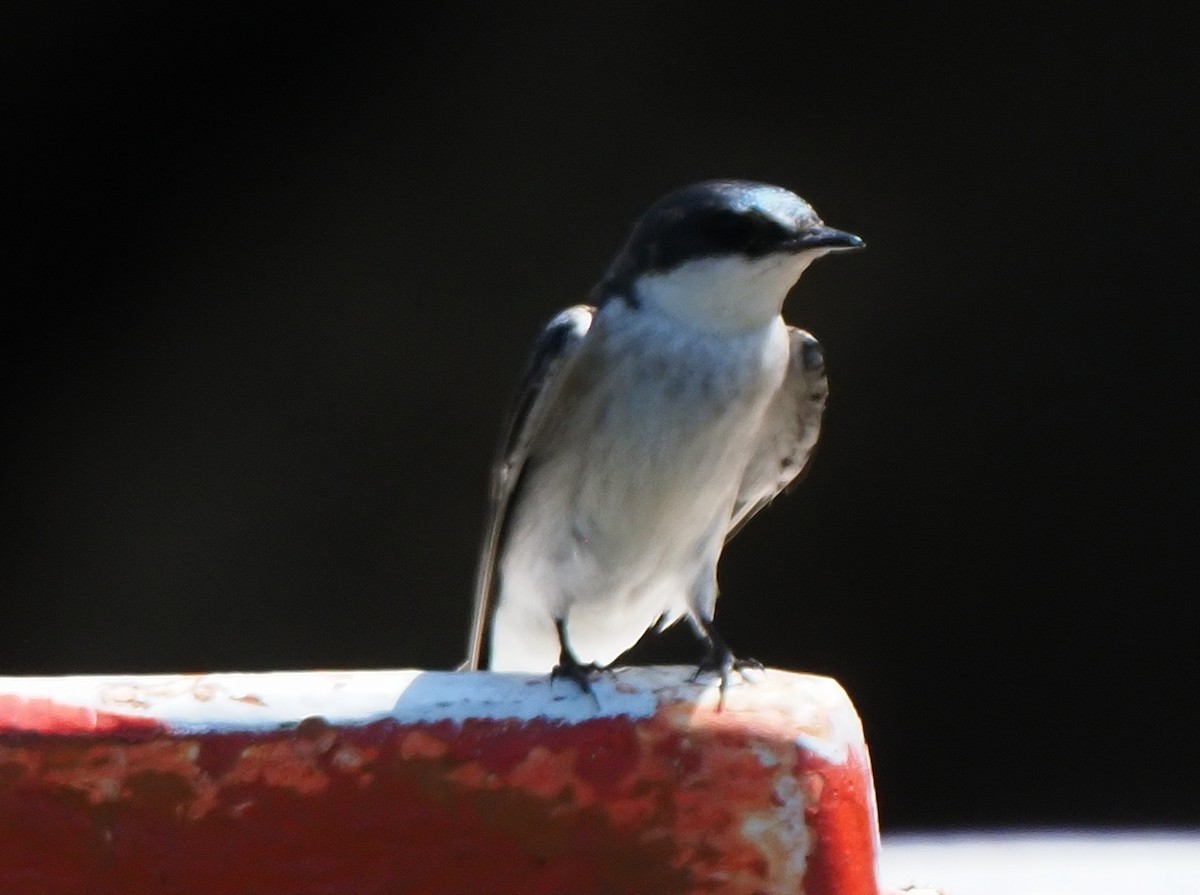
[0,666,880,895]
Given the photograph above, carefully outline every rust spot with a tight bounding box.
[195,735,251,780]
[124,771,195,817]
[294,716,332,740]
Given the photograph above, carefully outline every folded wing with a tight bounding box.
[462,305,595,670]
[726,327,828,541]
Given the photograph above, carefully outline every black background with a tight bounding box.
[4,4,1196,831]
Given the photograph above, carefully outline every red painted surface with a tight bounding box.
[0,674,882,895]
[0,694,166,738]
[801,749,880,895]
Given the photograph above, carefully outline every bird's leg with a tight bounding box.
[692,616,764,710]
[550,618,607,707]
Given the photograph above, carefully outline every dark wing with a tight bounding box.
[725,327,828,542]
[461,305,595,670]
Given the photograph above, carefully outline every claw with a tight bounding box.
[692,618,764,710]
[550,618,605,709]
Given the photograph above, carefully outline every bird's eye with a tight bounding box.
[706,211,756,244]
[703,210,784,256]
[700,208,758,250]
[636,206,786,272]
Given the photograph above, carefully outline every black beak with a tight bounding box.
[791,225,865,251]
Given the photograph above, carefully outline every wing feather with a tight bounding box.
[461,305,595,669]
[725,327,828,541]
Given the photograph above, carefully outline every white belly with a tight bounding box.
[490,310,789,670]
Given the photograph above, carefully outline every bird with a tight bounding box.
[462,180,863,703]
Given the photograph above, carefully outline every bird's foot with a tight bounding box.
[550,657,608,708]
[692,644,765,711]
[550,617,612,708]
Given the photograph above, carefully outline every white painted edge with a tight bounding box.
[0,666,865,760]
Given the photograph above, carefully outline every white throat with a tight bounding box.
[634,252,822,333]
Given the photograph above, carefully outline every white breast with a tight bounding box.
[492,300,790,669]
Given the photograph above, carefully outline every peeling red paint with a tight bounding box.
[0,672,881,895]
[0,695,165,738]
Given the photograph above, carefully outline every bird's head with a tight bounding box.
[598,180,863,332]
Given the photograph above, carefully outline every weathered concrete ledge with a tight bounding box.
[0,666,881,895]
